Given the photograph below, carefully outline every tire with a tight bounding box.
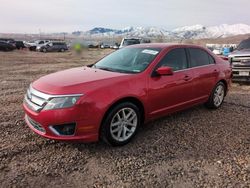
[42,48,47,53]
[29,46,36,51]
[205,82,226,109]
[60,48,65,52]
[101,102,141,146]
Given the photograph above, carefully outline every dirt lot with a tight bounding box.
[0,50,249,188]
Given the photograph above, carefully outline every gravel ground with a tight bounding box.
[0,50,249,188]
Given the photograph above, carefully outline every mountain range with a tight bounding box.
[74,24,250,40]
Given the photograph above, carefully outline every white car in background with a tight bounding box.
[24,40,50,51]
[36,41,50,51]
[212,48,223,55]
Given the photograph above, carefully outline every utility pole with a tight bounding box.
[39,28,41,39]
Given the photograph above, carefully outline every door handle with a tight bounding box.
[183,75,192,81]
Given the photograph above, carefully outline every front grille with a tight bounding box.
[24,86,50,112]
[230,56,250,71]
[26,115,45,133]
[24,85,83,112]
[232,57,250,63]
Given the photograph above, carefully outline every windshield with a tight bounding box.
[237,39,250,50]
[94,47,161,73]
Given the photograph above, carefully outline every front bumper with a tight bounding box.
[232,68,250,82]
[232,76,250,82]
[23,103,99,142]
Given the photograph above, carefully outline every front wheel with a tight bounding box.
[101,102,141,146]
[205,82,226,109]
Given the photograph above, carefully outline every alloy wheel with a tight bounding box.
[213,85,225,107]
[110,107,138,142]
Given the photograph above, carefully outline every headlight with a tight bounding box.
[43,96,80,110]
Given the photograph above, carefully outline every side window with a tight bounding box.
[189,48,211,67]
[158,48,188,71]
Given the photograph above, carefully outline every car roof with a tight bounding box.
[127,43,205,49]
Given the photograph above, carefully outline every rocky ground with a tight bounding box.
[0,50,249,188]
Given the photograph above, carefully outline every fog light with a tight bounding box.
[51,123,76,136]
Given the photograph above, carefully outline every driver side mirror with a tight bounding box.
[155,66,173,76]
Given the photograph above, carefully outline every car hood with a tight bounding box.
[229,49,250,57]
[32,66,131,95]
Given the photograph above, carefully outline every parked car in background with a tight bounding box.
[24,40,50,51]
[36,41,51,51]
[100,42,119,49]
[38,41,68,52]
[88,42,99,48]
[119,38,141,48]
[15,41,26,49]
[111,43,119,49]
[23,44,231,146]
[0,41,16,51]
[24,40,36,49]
[228,38,250,82]
[212,48,223,55]
[141,38,151,44]
[0,38,16,46]
[100,42,112,49]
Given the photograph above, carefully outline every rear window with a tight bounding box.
[189,48,212,67]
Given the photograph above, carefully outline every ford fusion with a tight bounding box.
[23,44,232,146]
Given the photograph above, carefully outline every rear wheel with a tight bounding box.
[42,48,47,53]
[205,82,226,109]
[101,102,141,146]
[60,48,65,52]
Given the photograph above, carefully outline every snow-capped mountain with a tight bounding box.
[84,26,171,37]
[78,24,250,39]
[172,24,207,39]
[206,24,250,38]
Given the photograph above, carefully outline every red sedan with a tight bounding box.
[23,44,232,146]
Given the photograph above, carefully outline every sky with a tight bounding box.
[0,0,249,33]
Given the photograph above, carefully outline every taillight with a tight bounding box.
[221,56,228,61]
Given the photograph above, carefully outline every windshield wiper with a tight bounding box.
[96,66,116,72]
[95,66,136,74]
[115,69,137,74]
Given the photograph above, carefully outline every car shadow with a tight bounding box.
[71,99,249,163]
